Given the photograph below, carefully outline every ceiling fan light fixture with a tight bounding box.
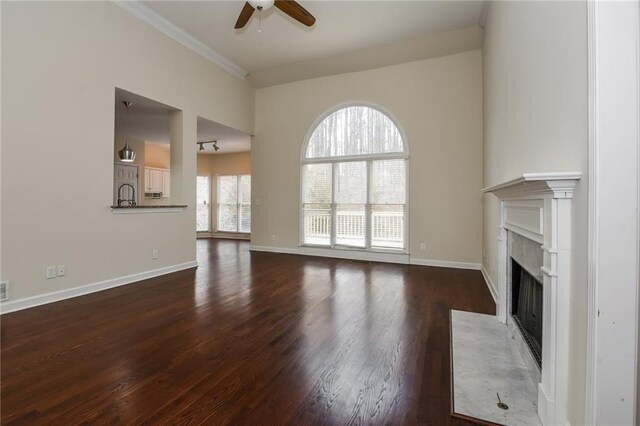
[235,0,315,30]
[248,0,274,11]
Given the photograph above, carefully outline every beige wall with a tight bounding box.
[145,142,170,169]
[253,50,483,264]
[196,152,251,234]
[482,1,588,423]
[1,1,254,302]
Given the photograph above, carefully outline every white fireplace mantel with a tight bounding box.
[483,172,581,426]
[482,172,582,199]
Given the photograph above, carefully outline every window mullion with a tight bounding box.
[330,163,336,248]
[236,176,241,232]
[365,160,372,251]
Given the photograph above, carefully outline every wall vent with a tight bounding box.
[0,281,9,301]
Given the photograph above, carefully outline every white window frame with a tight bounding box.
[300,103,409,254]
[216,174,251,233]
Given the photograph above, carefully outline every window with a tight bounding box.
[196,176,210,232]
[302,105,407,251]
[217,175,251,233]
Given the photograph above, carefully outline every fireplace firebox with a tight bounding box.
[511,259,543,368]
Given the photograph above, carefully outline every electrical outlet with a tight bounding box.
[254,198,261,206]
[420,242,426,251]
[152,250,159,260]
[270,234,276,241]
[46,266,56,279]
[57,265,66,277]
[0,281,9,301]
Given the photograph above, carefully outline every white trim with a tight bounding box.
[251,245,409,264]
[112,1,248,79]
[481,265,498,303]
[111,207,186,214]
[482,172,582,199]
[0,261,198,315]
[409,258,480,270]
[586,1,640,424]
[250,244,481,270]
[212,232,250,240]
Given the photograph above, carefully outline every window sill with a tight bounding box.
[111,205,187,214]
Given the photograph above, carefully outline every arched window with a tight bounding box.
[301,105,408,252]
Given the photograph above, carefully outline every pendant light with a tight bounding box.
[118,101,136,162]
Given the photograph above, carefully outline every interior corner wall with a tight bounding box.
[145,142,171,169]
[482,1,589,423]
[1,1,254,304]
[196,152,252,233]
[253,50,483,265]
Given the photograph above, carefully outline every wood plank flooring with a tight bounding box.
[1,239,495,425]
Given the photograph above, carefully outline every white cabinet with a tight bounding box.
[145,167,170,197]
[162,170,170,198]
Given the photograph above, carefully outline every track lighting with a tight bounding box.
[197,140,220,152]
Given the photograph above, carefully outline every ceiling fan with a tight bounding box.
[235,0,316,30]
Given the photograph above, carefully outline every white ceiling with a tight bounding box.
[140,1,485,74]
[197,116,252,154]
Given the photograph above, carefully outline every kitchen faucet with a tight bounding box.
[117,183,137,207]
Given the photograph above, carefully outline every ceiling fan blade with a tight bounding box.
[274,0,316,27]
[235,2,255,29]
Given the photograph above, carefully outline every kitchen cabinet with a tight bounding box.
[162,170,170,198]
[145,167,170,197]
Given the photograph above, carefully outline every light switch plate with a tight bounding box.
[46,266,56,279]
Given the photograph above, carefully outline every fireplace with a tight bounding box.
[511,259,543,367]
[483,172,581,425]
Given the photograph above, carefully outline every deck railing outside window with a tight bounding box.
[303,209,404,248]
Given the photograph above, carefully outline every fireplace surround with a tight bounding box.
[484,172,581,426]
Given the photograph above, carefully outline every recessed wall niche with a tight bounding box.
[113,88,181,207]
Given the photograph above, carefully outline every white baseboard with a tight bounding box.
[0,261,198,315]
[213,232,250,240]
[250,245,410,264]
[250,245,481,270]
[409,257,481,270]
[481,264,499,303]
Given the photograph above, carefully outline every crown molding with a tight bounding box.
[112,0,248,80]
[479,1,490,29]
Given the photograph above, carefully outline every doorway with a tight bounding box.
[195,116,252,240]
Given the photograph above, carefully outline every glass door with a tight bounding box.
[196,175,210,232]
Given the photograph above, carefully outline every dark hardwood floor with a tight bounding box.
[1,239,495,425]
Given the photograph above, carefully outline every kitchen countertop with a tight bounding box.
[111,205,187,209]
